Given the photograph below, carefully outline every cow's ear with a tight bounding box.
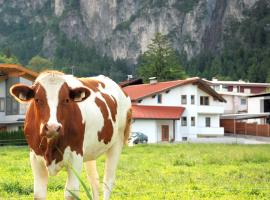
[69,87,90,102]
[10,84,35,103]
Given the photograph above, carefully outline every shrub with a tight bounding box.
[0,130,27,146]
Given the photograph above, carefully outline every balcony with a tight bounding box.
[197,127,224,136]
[197,105,224,114]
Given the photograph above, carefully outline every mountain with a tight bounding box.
[0,0,269,82]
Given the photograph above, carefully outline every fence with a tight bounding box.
[0,130,27,146]
[220,119,270,137]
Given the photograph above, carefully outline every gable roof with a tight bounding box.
[248,92,270,98]
[0,64,38,81]
[123,77,226,102]
[119,78,143,87]
[132,105,185,120]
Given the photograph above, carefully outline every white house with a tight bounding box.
[247,92,270,124]
[204,78,270,114]
[0,64,38,131]
[123,77,226,143]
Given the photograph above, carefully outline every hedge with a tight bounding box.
[0,130,27,146]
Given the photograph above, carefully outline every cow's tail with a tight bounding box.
[123,108,132,145]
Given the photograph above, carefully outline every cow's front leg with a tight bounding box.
[30,151,48,200]
[64,153,83,200]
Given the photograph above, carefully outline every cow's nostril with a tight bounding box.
[56,126,61,132]
[44,124,48,131]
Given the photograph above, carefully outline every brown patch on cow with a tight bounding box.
[124,108,132,145]
[101,93,117,122]
[95,97,114,144]
[79,78,105,92]
[24,84,50,156]
[24,83,85,166]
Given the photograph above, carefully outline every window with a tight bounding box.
[200,96,209,105]
[0,98,4,112]
[181,117,187,126]
[6,77,19,115]
[191,117,195,126]
[181,95,187,104]
[205,117,211,127]
[191,95,195,104]
[157,94,162,104]
[241,98,247,105]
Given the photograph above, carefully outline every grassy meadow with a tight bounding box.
[0,144,270,199]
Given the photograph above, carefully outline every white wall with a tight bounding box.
[0,81,6,118]
[0,81,5,98]
[132,120,157,143]
[135,83,224,139]
[19,78,32,115]
[156,120,174,142]
[223,94,248,114]
[248,97,262,114]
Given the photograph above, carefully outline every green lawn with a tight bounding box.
[0,144,270,199]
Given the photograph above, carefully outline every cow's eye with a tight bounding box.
[64,99,70,104]
[35,98,39,103]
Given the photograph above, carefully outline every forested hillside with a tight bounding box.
[0,0,269,82]
[184,0,270,82]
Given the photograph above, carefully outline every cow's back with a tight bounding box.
[74,75,131,161]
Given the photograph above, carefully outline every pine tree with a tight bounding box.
[138,33,186,82]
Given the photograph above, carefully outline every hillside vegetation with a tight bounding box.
[0,0,269,82]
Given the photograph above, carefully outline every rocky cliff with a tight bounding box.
[0,0,259,64]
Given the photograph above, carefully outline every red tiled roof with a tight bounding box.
[123,77,226,102]
[132,105,185,120]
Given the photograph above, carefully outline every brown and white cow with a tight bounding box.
[10,71,132,200]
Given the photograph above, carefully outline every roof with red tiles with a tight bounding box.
[132,105,185,120]
[123,77,226,102]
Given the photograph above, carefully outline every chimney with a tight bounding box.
[212,77,218,82]
[149,77,157,84]
[127,75,133,81]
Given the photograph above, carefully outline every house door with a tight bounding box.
[161,125,169,141]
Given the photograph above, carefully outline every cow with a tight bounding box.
[10,71,132,200]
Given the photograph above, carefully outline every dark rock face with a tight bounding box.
[0,0,258,62]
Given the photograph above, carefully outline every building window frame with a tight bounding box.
[205,117,211,127]
[157,94,162,104]
[200,96,209,106]
[191,116,195,126]
[241,98,247,105]
[181,95,187,105]
[0,98,5,112]
[191,95,195,105]
[181,116,187,126]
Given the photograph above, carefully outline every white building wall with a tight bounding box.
[132,120,157,143]
[136,84,224,138]
[0,77,33,131]
[0,81,6,119]
[19,78,32,115]
[248,97,266,124]
[156,120,174,142]
[223,94,248,114]
[248,97,262,114]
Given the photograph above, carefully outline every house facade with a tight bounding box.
[123,77,226,143]
[247,92,270,124]
[205,78,270,114]
[0,64,38,131]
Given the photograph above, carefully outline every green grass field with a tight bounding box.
[0,144,270,199]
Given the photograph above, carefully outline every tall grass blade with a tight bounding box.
[68,164,93,200]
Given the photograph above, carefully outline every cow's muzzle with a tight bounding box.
[44,122,62,139]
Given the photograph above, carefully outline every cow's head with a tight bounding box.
[10,71,90,139]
